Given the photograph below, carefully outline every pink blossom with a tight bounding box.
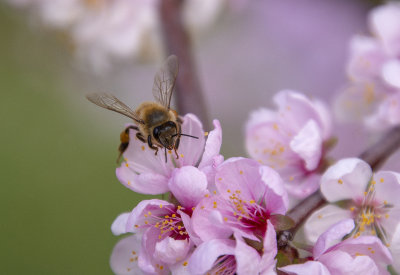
[304,158,400,271]
[280,219,392,275]
[187,220,277,275]
[116,115,223,195]
[246,90,332,199]
[110,162,212,274]
[335,3,400,130]
[191,157,288,242]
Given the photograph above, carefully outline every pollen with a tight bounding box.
[318,214,323,219]
[125,163,129,167]
[183,261,188,267]
[127,181,131,186]
[132,250,136,255]
[159,204,163,208]
[204,194,209,198]
[380,178,384,183]
[273,123,279,130]
[289,176,294,181]
[218,177,222,181]
[204,132,209,136]
[239,170,243,175]
[224,217,228,222]
[141,145,145,151]
[180,154,184,158]
[249,200,255,204]
[338,179,343,184]
[168,150,172,154]
[213,191,217,195]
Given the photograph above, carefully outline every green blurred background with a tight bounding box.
[0,5,149,274]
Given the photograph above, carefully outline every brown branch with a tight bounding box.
[281,126,400,241]
[159,0,210,130]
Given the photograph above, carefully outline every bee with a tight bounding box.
[86,55,198,163]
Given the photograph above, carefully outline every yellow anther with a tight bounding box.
[141,146,145,151]
[289,176,294,181]
[204,132,209,136]
[273,123,279,130]
[338,179,343,184]
[380,178,384,183]
[318,214,323,219]
[180,154,184,158]
[183,261,188,266]
[125,163,129,167]
[224,217,228,222]
[249,200,255,204]
[239,170,243,175]
[159,204,163,208]
[213,190,217,195]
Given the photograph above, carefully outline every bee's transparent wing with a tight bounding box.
[86,93,144,124]
[152,55,179,109]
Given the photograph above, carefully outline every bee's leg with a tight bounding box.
[136,132,146,143]
[147,135,159,155]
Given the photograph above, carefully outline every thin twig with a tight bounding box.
[159,0,210,130]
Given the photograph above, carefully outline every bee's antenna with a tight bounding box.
[173,133,199,139]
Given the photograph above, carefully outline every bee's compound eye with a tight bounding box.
[153,126,161,139]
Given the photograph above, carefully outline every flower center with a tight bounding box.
[226,190,269,238]
[207,255,236,275]
[351,181,392,245]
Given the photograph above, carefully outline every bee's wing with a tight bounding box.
[86,93,145,124]
[152,55,179,109]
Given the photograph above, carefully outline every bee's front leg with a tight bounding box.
[147,135,159,155]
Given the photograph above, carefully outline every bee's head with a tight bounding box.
[153,121,178,150]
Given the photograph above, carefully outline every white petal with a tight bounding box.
[320,158,372,202]
[279,261,330,275]
[110,235,145,275]
[153,237,191,265]
[112,212,131,236]
[382,59,400,89]
[304,205,352,245]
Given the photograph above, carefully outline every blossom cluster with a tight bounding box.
[6,0,233,71]
[335,2,400,131]
[108,91,399,274]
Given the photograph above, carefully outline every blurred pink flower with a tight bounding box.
[116,115,223,195]
[280,219,392,275]
[304,158,400,271]
[191,157,288,242]
[335,2,400,131]
[245,90,332,199]
[6,0,237,71]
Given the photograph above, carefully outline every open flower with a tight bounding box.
[111,165,210,274]
[116,115,223,195]
[304,158,400,272]
[335,2,400,131]
[281,219,392,275]
[191,157,288,243]
[246,90,332,199]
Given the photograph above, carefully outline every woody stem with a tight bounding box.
[159,0,210,130]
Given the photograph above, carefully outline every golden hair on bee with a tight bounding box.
[86,55,198,163]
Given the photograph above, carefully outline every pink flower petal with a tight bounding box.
[369,2,400,56]
[259,166,288,214]
[313,219,355,259]
[191,197,233,242]
[188,239,235,274]
[112,212,130,236]
[168,166,208,208]
[153,237,191,265]
[290,120,322,171]
[234,233,261,275]
[198,119,222,169]
[319,250,380,275]
[179,210,202,246]
[260,220,278,274]
[126,199,174,234]
[372,171,400,237]
[116,166,170,195]
[304,205,353,244]
[174,114,206,167]
[279,261,330,275]
[320,158,372,202]
[110,235,146,275]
